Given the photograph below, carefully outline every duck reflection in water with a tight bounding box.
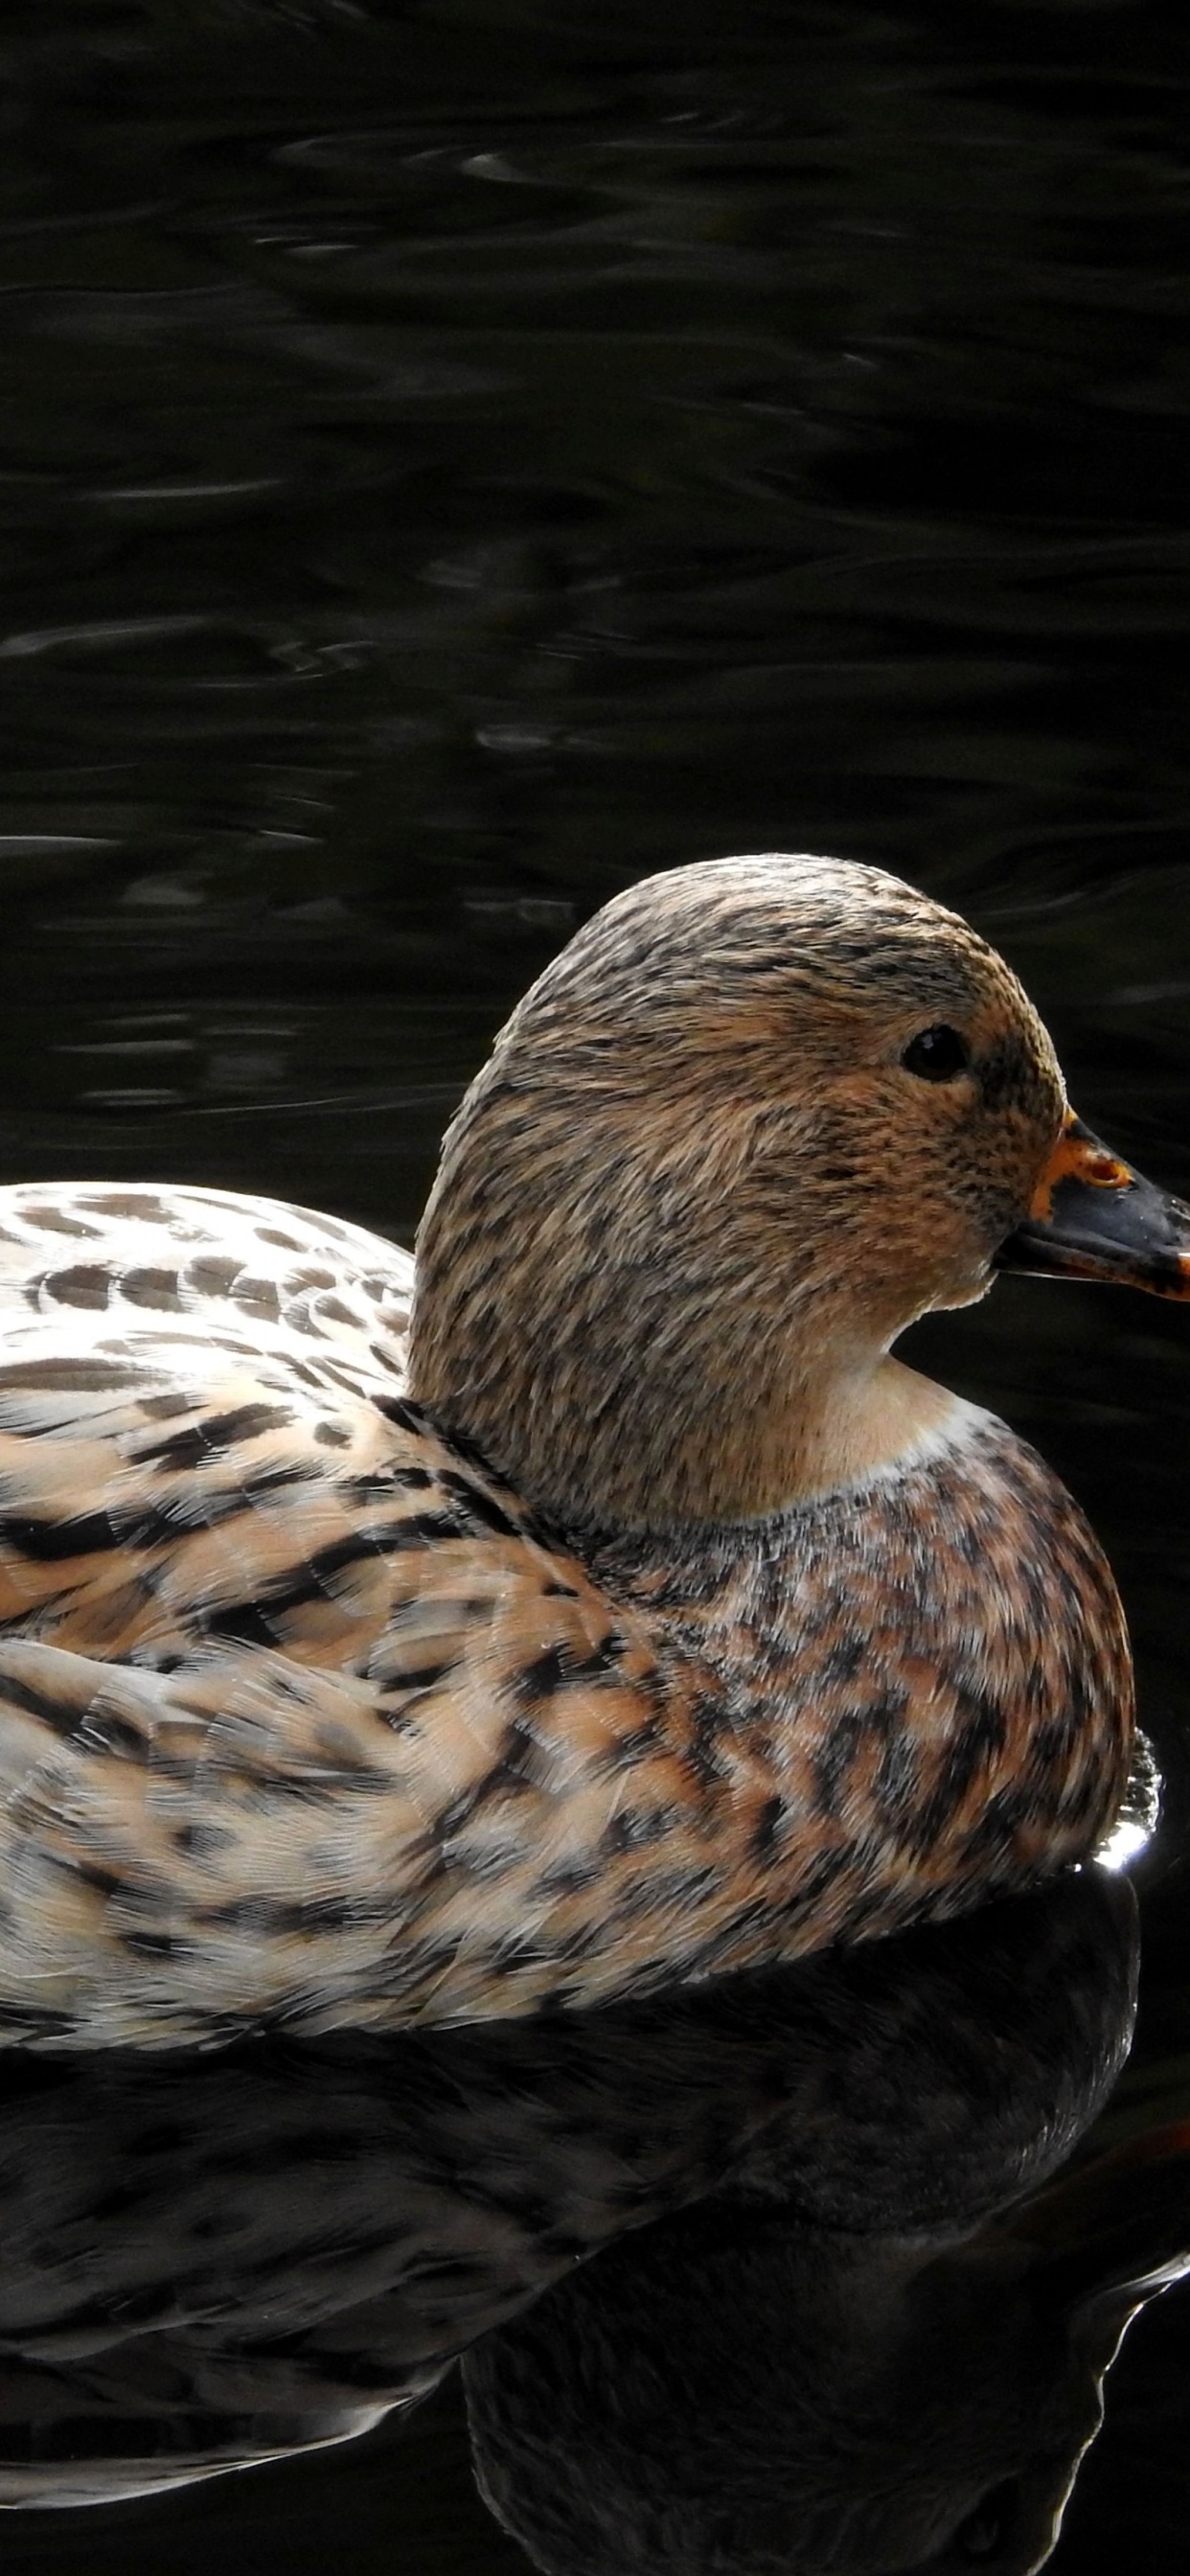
[0,1852,1181,2569]
[465,1870,1190,2576]
[467,2120,1190,2576]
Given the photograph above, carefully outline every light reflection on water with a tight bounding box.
[1091,1735,1163,1875]
[2,2,1190,2569]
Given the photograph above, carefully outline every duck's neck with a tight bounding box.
[408,1268,957,1535]
[711,1350,964,1523]
[408,1066,962,1534]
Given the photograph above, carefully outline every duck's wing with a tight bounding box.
[0,1181,413,1384]
[0,1310,703,2049]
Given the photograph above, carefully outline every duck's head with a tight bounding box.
[410,855,1190,1531]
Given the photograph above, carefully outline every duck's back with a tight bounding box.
[0,1183,698,2048]
[0,1180,415,1380]
[0,1180,424,1678]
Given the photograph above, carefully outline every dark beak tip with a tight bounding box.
[995,1183,1190,1300]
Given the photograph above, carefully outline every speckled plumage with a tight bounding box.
[0,854,1161,2048]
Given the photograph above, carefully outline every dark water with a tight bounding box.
[3,0,1190,2566]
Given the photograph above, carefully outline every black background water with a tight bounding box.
[4,1,1190,2565]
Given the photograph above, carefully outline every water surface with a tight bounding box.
[3,3,1190,2568]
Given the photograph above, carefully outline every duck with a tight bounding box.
[0,850,1182,2052]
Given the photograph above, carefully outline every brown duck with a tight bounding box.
[0,852,1181,2049]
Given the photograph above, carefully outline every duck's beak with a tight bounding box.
[995,1113,1190,1298]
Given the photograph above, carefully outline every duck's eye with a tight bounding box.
[901,1024,971,1082]
[952,2479,1019,2561]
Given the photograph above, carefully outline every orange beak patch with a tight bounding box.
[1028,1114,1135,1224]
